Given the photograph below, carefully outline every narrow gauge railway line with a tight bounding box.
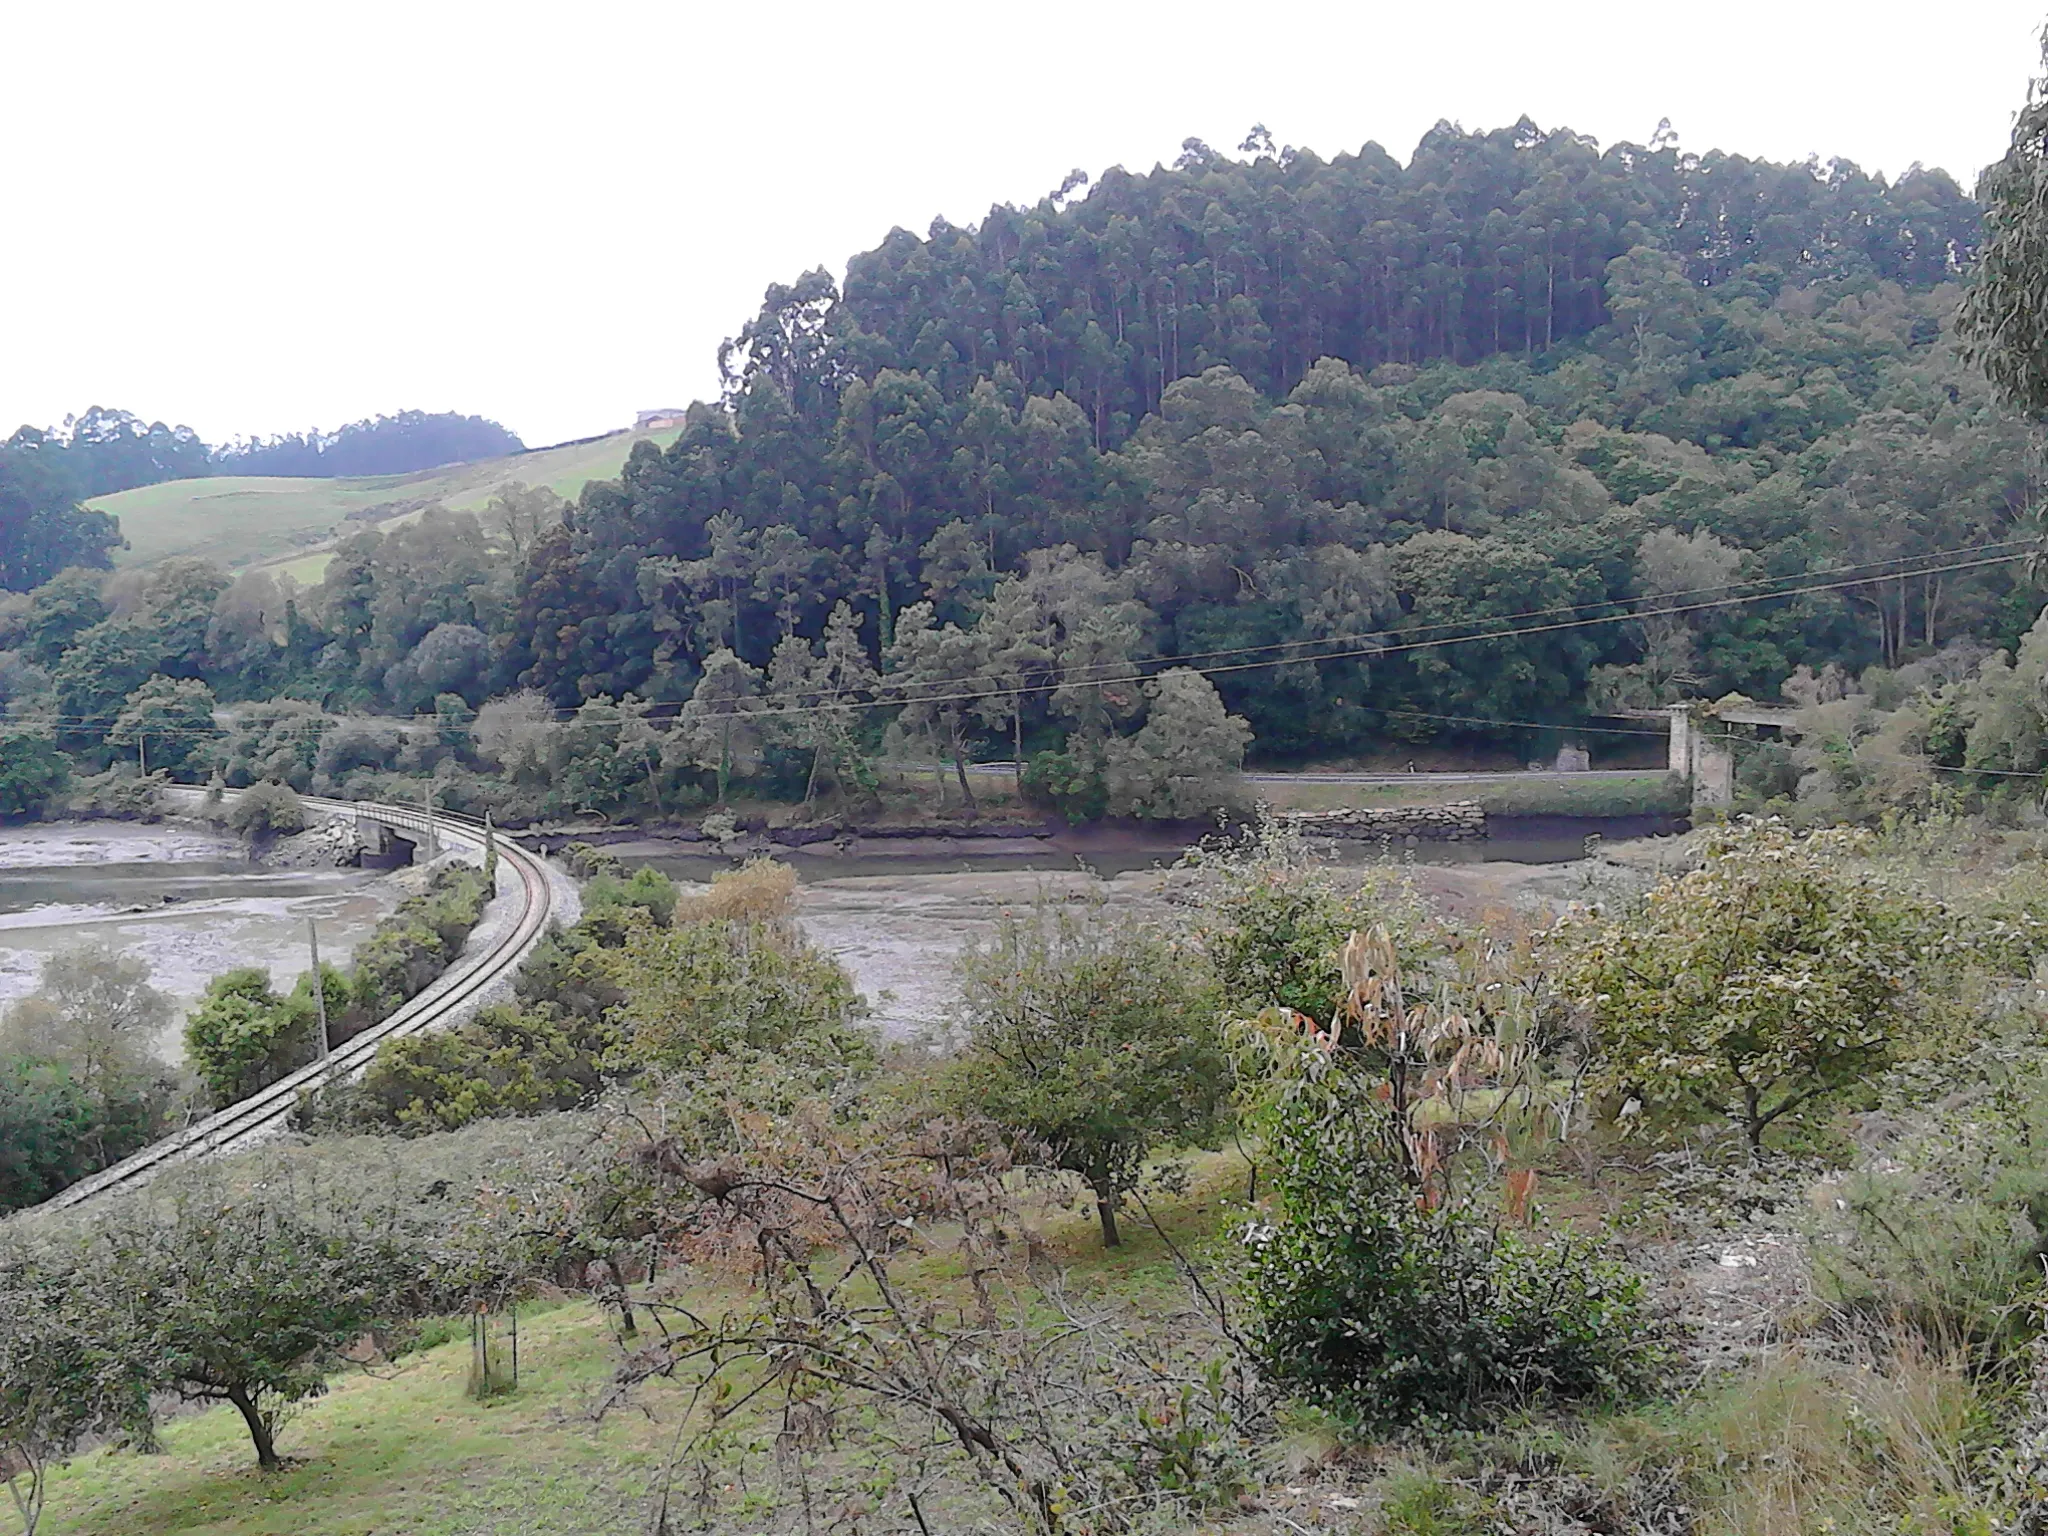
[33,793,556,1213]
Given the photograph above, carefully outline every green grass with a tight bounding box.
[36,1299,669,1536]
[92,429,680,573]
[29,1145,1251,1536]
[1253,771,1687,818]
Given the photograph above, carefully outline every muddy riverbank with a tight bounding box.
[0,821,408,1062]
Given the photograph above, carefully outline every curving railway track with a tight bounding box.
[33,792,557,1213]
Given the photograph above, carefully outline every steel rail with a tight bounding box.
[33,793,556,1213]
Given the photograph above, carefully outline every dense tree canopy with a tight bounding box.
[1,120,2034,814]
[211,410,525,477]
[0,452,119,593]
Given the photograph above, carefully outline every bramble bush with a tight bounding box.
[1239,928,1663,1428]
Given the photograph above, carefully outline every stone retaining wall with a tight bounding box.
[1278,801,1486,842]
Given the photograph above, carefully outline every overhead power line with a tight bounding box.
[14,542,2030,744]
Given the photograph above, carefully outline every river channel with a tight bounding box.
[0,813,1680,1058]
[0,822,406,1063]
[613,813,1683,1041]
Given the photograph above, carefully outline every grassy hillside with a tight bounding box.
[92,428,681,572]
[31,1149,1238,1536]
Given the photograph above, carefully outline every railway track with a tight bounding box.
[33,792,557,1213]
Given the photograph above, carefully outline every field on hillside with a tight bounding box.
[93,428,680,571]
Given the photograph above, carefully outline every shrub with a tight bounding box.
[561,841,622,880]
[1021,745,1108,824]
[338,865,491,1035]
[1239,928,1663,1428]
[226,780,305,842]
[1244,1040,1661,1427]
[0,1058,98,1213]
[333,862,856,1135]
[1552,818,1943,1155]
[347,1005,617,1134]
[1181,817,1434,1028]
[671,855,794,924]
[64,766,164,822]
[1811,1063,2048,1359]
[183,969,310,1106]
[583,866,678,927]
[595,913,869,1081]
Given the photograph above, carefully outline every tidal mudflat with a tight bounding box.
[0,821,407,1062]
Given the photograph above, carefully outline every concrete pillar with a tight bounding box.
[1665,705,1693,781]
[1692,732,1735,808]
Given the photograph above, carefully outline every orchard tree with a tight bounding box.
[85,1186,420,1469]
[1554,819,1937,1156]
[0,1259,150,1534]
[950,904,1228,1246]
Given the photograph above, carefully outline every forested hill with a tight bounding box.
[765,121,1976,448]
[3,119,2034,823]
[503,120,2014,767]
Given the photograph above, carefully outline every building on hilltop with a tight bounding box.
[634,408,688,431]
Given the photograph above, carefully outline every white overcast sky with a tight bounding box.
[4,1,2044,450]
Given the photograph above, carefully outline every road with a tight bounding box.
[930,761,1662,786]
[30,790,560,1214]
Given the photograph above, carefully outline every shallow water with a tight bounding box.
[619,813,1682,1042]
[0,822,408,1062]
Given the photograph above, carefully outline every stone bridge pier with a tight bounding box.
[1659,701,1799,811]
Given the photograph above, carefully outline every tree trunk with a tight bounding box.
[607,1253,638,1338]
[1090,1177,1121,1248]
[226,1385,279,1469]
[950,721,978,818]
[8,1455,45,1536]
[803,743,824,807]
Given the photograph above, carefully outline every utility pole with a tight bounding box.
[307,917,330,1062]
[422,779,438,859]
[137,733,146,777]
